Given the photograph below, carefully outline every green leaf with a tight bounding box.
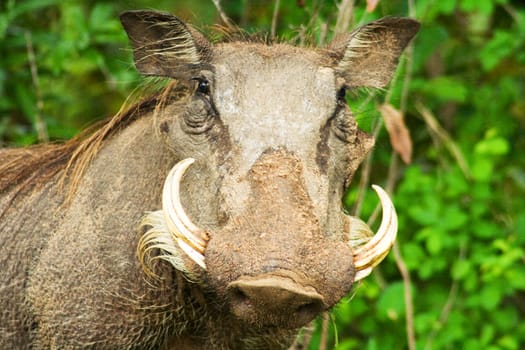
[411,24,449,69]
[471,157,494,182]
[505,266,525,290]
[335,339,360,350]
[377,282,406,321]
[480,324,495,345]
[407,196,440,225]
[498,336,519,350]
[414,76,468,103]
[442,204,468,231]
[480,31,517,71]
[475,136,510,156]
[451,259,471,280]
[459,0,494,14]
[9,0,60,18]
[402,242,426,270]
[472,221,501,239]
[493,307,519,333]
[64,48,101,74]
[89,3,114,30]
[443,167,469,197]
[61,4,90,50]
[416,0,456,20]
[479,283,503,310]
[417,227,445,255]
[464,338,483,350]
[14,83,35,120]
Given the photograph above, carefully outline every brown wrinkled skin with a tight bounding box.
[0,10,419,349]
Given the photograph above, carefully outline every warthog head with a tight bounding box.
[120,10,419,330]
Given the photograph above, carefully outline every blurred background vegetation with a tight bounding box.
[1,0,524,349]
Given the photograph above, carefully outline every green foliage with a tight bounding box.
[0,0,140,143]
[1,0,524,349]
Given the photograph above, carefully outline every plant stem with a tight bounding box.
[393,242,416,350]
[271,0,281,39]
[211,0,234,29]
[319,312,330,350]
[334,0,355,34]
[25,31,48,143]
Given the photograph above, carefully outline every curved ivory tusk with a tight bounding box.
[177,238,206,269]
[352,185,398,281]
[162,158,209,265]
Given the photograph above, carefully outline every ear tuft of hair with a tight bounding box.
[120,10,212,78]
[330,17,420,88]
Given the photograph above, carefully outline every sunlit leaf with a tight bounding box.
[415,76,468,103]
[480,30,517,71]
[377,282,406,321]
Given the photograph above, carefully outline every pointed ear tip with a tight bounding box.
[119,10,131,21]
[379,17,421,33]
[119,10,141,19]
[119,10,179,24]
[385,18,421,42]
[406,18,421,33]
[119,10,142,26]
[396,18,421,38]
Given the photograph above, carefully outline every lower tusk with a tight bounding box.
[162,158,209,266]
[352,185,398,281]
[177,238,206,269]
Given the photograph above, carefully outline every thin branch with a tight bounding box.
[25,30,48,143]
[502,3,520,23]
[352,90,378,218]
[400,43,414,113]
[289,322,315,349]
[318,22,328,46]
[318,312,330,350]
[416,102,471,179]
[389,155,416,350]
[354,118,382,218]
[271,0,281,39]
[377,0,418,346]
[388,0,418,345]
[334,0,355,34]
[211,0,235,29]
[400,0,416,113]
[408,0,416,17]
[393,242,416,350]
[424,243,466,350]
[369,150,416,350]
[359,150,417,350]
[295,25,307,47]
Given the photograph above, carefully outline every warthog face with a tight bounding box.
[121,11,419,329]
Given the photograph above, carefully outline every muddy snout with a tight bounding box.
[227,274,326,328]
[203,149,357,328]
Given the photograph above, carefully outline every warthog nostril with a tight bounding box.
[227,275,326,328]
[296,300,323,317]
[230,286,252,307]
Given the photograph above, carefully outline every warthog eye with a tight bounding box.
[337,87,346,101]
[196,79,210,95]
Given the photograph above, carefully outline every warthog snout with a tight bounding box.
[228,274,325,328]
[140,149,399,330]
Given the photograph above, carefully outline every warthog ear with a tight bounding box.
[329,17,420,88]
[120,10,212,78]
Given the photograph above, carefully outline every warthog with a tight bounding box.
[0,10,419,349]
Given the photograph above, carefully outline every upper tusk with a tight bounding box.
[162,158,209,259]
[352,185,398,281]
